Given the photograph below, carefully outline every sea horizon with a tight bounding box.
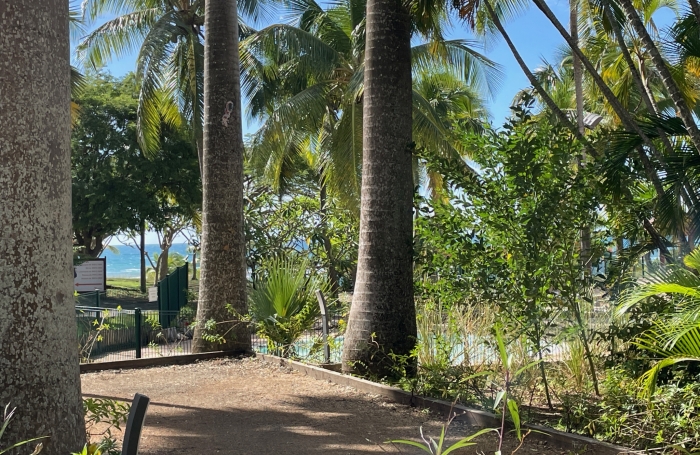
[101,243,190,278]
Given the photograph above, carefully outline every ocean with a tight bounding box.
[102,243,190,278]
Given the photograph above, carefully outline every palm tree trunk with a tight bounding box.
[196,125,204,178]
[192,0,251,353]
[571,3,584,135]
[140,218,147,293]
[319,182,340,296]
[0,0,86,453]
[571,1,594,272]
[616,0,700,155]
[341,0,417,377]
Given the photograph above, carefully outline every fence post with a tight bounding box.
[95,289,100,307]
[135,308,142,359]
[315,290,330,364]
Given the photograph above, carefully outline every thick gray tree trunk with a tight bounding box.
[341,0,417,376]
[192,0,250,353]
[0,1,86,453]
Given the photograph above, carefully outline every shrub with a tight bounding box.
[560,367,700,451]
[249,258,328,358]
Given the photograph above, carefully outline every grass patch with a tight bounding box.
[107,278,141,289]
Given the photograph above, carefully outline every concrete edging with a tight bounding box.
[80,351,239,372]
[256,354,634,455]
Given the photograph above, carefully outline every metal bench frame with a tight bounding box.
[121,394,150,455]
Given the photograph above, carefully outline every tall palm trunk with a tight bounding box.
[612,0,700,155]
[192,0,250,353]
[341,0,417,376]
[140,218,147,293]
[571,0,593,273]
[0,0,85,453]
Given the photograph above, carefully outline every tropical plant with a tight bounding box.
[341,0,417,378]
[388,326,537,455]
[617,247,700,395]
[76,0,267,169]
[249,258,328,357]
[80,398,130,455]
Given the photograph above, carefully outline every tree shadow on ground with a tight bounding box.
[83,392,556,454]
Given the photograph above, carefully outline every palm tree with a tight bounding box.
[618,248,700,395]
[243,0,493,296]
[191,0,251,353]
[616,0,700,155]
[78,0,206,170]
[341,0,416,376]
[77,0,264,173]
[242,0,498,207]
[0,0,86,453]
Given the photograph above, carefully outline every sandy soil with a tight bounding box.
[80,357,573,454]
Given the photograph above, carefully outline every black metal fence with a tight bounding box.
[76,302,345,364]
[249,311,344,363]
[76,306,195,363]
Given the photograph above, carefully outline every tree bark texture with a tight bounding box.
[192,0,250,353]
[0,1,86,453]
[341,0,417,376]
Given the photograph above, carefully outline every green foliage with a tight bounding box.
[249,258,329,357]
[415,102,601,407]
[389,327,537,455]
[617,247,700,395]
[71,72,200,257]
[245,188,358,292]
[561,368,700,452]
[388,423,496,455]
[81,398,130,455]
[77,308,114,363]
[0,405,45,455]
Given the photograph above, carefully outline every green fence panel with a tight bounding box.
[178,263,188,310]
[157,264,188,328]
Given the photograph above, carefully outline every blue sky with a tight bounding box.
[91,2,573,128]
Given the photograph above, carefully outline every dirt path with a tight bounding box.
[81,357,564,454]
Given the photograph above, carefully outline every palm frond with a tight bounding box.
[76,8,162,69]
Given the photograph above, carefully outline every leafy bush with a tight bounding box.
[249,258,328,358]
[560,368,700,451]
[617,248,700,395]
[78,398,130,455]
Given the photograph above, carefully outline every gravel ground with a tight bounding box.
[80,357,575,454]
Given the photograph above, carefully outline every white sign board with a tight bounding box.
[74,259,106,292]
[148,287,158,302]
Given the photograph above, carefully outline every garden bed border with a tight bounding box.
[79,350,241,372]
[256,354,634,455]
